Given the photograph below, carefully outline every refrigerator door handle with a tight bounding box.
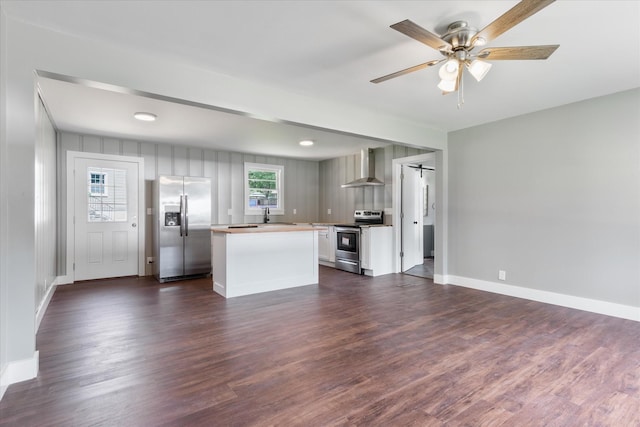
[184,195,189,236]
[179,195,184,237]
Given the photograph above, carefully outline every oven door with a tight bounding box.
[335,227,360,262]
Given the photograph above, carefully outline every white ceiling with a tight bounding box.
[5,1,640,159]
[36,76,389,160]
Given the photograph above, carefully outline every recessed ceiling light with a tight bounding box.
[134,112,157,122]
[299,139,314,147]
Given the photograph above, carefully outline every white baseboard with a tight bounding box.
[0,351,39,400]
[36,279,59,332]
[0,368,6,401]
[433,274,448,285]
[445,275,639,322]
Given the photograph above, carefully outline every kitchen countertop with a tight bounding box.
[312,223,391,227]
[211,225,324,234]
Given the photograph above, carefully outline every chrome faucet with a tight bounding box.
[263,207,270,223]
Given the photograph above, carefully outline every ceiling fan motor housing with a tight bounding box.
[441,21,479,51]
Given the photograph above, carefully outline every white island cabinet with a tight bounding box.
[361,225,393,277]
[211,225,321,298]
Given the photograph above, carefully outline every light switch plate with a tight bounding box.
[293,208,297,215]
[498,270,506,281]
[328,208,332,215]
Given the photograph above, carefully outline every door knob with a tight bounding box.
[413,221,418,224]
[132,223,137,228]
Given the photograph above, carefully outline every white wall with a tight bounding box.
[58,132,319,276]
[447,89,640,309]
[34,97,57,313]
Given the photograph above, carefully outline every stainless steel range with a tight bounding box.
[334,210,384,274]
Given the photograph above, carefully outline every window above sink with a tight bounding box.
[244,162,284,216]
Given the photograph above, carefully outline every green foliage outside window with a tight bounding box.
[248,170,279,208]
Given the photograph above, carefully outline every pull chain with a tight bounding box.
[457,70,465,109]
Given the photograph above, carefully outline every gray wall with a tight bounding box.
[0,6,8,382]
[1,9,37,366]
[319,145,427,223]
[447,89,640,307]
[58,132,320,276]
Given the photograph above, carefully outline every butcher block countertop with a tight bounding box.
[211,225,324,234]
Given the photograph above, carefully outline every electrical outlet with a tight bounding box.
[498,270,506,281]
[293,208,297,215]
[147,208,153,215]
[328,208,332,215]
[147,257,155,264]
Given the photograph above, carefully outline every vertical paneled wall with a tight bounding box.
[57,132,320,276]
[318,145,427,223]
[34,97,57,311]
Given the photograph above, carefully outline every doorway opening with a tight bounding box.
[392,152,442,282]
[404,163,435,279]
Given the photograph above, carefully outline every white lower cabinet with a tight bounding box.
[316,225,335,264]
[361,226,393,277]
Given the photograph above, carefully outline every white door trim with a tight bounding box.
[65,151,145,283]
[392,151,447,283]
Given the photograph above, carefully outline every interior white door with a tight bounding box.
[401,166,424,272]
[74,157,139,280]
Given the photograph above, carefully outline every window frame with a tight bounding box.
[244,162,284,216]
[89,171,108,197]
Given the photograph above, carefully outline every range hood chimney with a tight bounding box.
[341,148,384,188]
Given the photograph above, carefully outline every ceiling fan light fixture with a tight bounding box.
[467,59,492,82]
[437,79,456,93]
[438,58,459,81]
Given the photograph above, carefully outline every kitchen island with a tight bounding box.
[211,225,321,298]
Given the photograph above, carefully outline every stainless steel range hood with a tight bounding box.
[342,148,384,188]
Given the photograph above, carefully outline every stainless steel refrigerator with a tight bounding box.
[153,176,211,282]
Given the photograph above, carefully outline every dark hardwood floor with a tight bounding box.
[1,267,639,426]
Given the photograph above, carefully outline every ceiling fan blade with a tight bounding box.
[391,19,452,51]
[472,0,555,45]
[371,59,443,84]
[477,45,559,60]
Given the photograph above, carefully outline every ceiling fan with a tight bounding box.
[371,0,559,107]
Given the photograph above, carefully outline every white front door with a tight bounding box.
[73,157,139,280]
[401,166,424,272]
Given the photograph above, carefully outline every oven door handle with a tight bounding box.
[335,227,358,233]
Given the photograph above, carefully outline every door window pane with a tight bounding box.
[88,167,127,222]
